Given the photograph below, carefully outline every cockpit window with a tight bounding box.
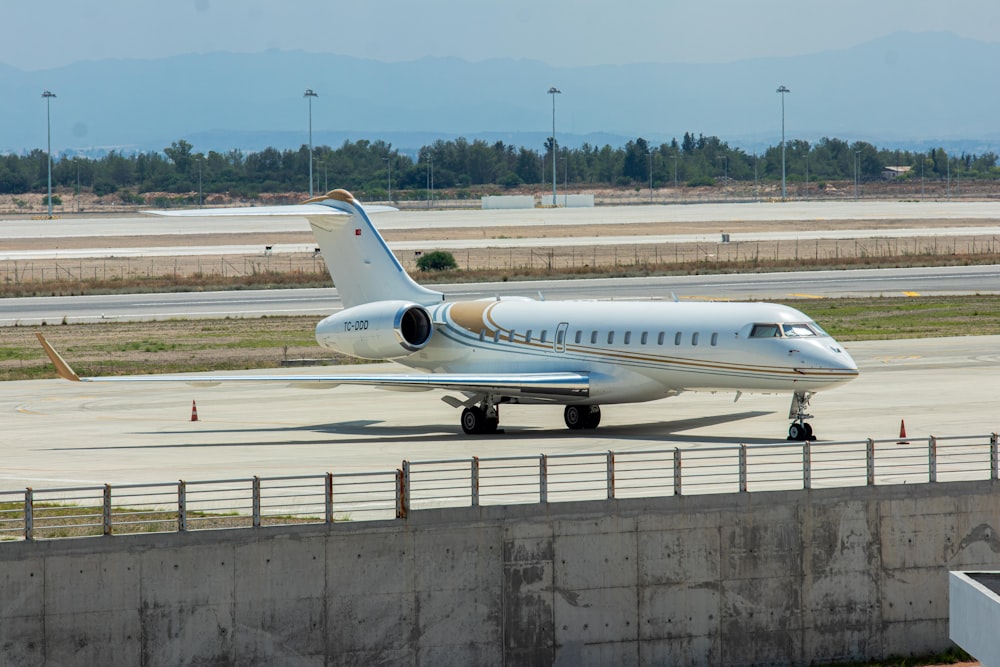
[750,324,781,338]
[751,322,828,338]
[782,323,816,337]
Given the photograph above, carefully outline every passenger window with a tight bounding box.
[674,332,682,346]
[657,332,665,345]
[479,329,486,341]
[624,332,632,345]
[640,332,648,345]
[590,331,598,344]
[692,332,699,346]
[750,324,781,338]
[574,330,582,345]
[508,330,516,343]
[710,332,718,346]
[493,330,500,343]
[525,329,533,343]
[540,330,548,343]
[556,329,565,345]
[608,331,615,345]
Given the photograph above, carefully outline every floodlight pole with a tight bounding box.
[383,157,391,202]
[548,86,561,207]
[304,89,318,196]
[776,85,790,200]
[42,90,56,218]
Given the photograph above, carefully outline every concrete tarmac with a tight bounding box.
[2,335,997,492]
[4,200,1000,240]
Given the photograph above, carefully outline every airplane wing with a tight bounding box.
[36,334,588,399]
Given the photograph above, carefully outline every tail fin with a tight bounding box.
[304,190,443,309]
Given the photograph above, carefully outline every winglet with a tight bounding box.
[35,333,82,381]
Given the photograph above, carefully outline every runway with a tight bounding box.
[3,264,999,326]
[3,200,1000,240]
[1,335,997,492]
[4,226,1000,261]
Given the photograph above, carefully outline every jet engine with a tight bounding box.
[315,300,433,360]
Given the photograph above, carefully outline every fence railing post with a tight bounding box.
[866,439,875,486]
[673,448,682,496]
[395,466,408,519]
[607,451,615,500]
[103,483,113,536]
[928,436,937,483]
[471,457,480,507]
[992,433,998,481]
[177,480,187,532]
[803,441,812,490]
[539,454,548,504]
[325,473,334,523]
[739,444,748,493]
[24,487,33,541]
[252,476,262,527]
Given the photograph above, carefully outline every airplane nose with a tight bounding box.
[820,342,860,381]
[790,339,859,382]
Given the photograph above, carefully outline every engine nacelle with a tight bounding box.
[315,300,433,360]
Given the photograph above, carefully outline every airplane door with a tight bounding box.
[554,322,569,353]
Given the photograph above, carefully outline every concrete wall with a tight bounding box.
[2,480,999,666]
[481,195,535,209]
[950,571,1000,664]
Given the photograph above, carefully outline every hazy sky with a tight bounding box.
[4,0,999,70]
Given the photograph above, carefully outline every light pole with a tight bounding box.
[548,86,561,206]
[804,155,809,196]
[946,151,951,198]
[383,157,392,202]
[648,151,653,203]
[304,88,318,196]
[776,85,790,200]
[754,152,759,201]
[426,157,434,207]
[854,150,861,200]
[42,90,56,218]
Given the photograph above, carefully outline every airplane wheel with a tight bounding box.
[564,405,586,430]
[583,406,601,429]
[462,407,485,434]
[804,423,814,440]
[788,423,806,441]
[484,417,499,433]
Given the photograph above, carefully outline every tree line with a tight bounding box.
[1,134,997,203]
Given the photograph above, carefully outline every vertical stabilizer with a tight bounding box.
[304,190,443,308]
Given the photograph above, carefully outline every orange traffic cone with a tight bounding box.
[896,419,908,444]
[191,400,199,422]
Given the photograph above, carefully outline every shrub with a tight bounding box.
[416,250,458,272]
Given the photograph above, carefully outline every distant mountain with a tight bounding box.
[2,31,998,156]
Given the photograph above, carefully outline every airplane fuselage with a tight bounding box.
[317,297,858,405]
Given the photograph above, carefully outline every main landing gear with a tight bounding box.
[564,405,601,430]
[787,391,815,441]
[461,398,500,434]
[457,396,603,434]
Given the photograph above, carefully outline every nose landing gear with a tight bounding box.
[787,391,815,441]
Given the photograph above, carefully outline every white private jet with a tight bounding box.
[38,188,859,439]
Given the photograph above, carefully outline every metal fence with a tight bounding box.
[1,434,996,542]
